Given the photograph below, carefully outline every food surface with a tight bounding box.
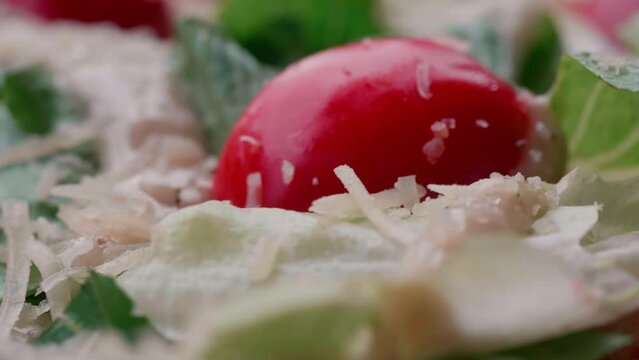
[1,1,639,359]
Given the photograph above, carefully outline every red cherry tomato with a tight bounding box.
[567,0,639,49]
[213,38,533,212]
[5,0,172,38]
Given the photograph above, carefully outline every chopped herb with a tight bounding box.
[515,14,562,94]
[35,272,150,345]
[1,67,76,135]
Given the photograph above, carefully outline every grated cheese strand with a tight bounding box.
[333,165,416,245]
[26,239,69,318]
[247,236,282,284]
[0,202,32,340]
[0,124,98,168]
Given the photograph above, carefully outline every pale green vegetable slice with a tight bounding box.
[118,201,401,338]
[204,284,375,360]
[557,169,639,241]
[550,54,639,179]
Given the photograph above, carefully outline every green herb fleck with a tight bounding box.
[1,67,74,135]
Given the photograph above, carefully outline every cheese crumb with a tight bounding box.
[281,160,295,186]
[422,137,445,165]
[475,119,490,128]
[245,172,263,208]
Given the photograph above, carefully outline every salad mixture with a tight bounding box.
[1,0,639,359]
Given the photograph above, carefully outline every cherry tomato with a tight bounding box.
[567,0,639,49]
[5,0,172,38]
[213,38,535,212]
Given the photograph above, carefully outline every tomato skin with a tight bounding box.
[567,0,639,49]
[5,0,172,38]
[213,38,532,212]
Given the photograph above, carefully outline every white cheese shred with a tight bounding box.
[281,160,295,186]
[0,202,32,340]
[0,124,98,168]
[26,239,68,318]
[247,236,281,284]
[333,165,416,245]
[245,172,263,208]
[394,175,425,211]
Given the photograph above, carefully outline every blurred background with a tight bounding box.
[1,0,637,97]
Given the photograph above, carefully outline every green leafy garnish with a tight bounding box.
[441,331,631,360]
[218,0,383,66]
[550,54,639,179]
[1,67,75,135]
[450,21,504,76]
[175,19,274,153]
[35,272,150,345]
[515,14,562,94]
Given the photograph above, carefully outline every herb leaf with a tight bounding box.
[450,21,504,76]
[175,19,275,153]
[1,67,74,135]
[441,331,632,360]
[218,0,383,66]
[550,54,639,179]
[35,272,150,345]
[515,14,562,94]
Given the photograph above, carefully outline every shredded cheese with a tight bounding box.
[247,236,281,284]
[333,165,416,245]
[281,160,295,186]
[0,202,32,340]
[245,172,263,208]
[0,124,98,168]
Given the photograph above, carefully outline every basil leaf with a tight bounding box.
[441,331,632,360]
[1,67,75,135]
[218,0,383,66]
[175,19,274,153]
[550,54,639,179]
[515,14,562,94]
[450,21,504,76]
[35,272,150,345]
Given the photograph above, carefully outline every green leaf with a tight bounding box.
[441,331,632,360]
[1,67,75,135]
[515,14,562,94]
[35,272,150,345]
[204,285,374,360]
[175,19,275,153]
[450,21,504,76]
[218,0,383,66]
[550,54,639,179]
[554,169,639,243]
